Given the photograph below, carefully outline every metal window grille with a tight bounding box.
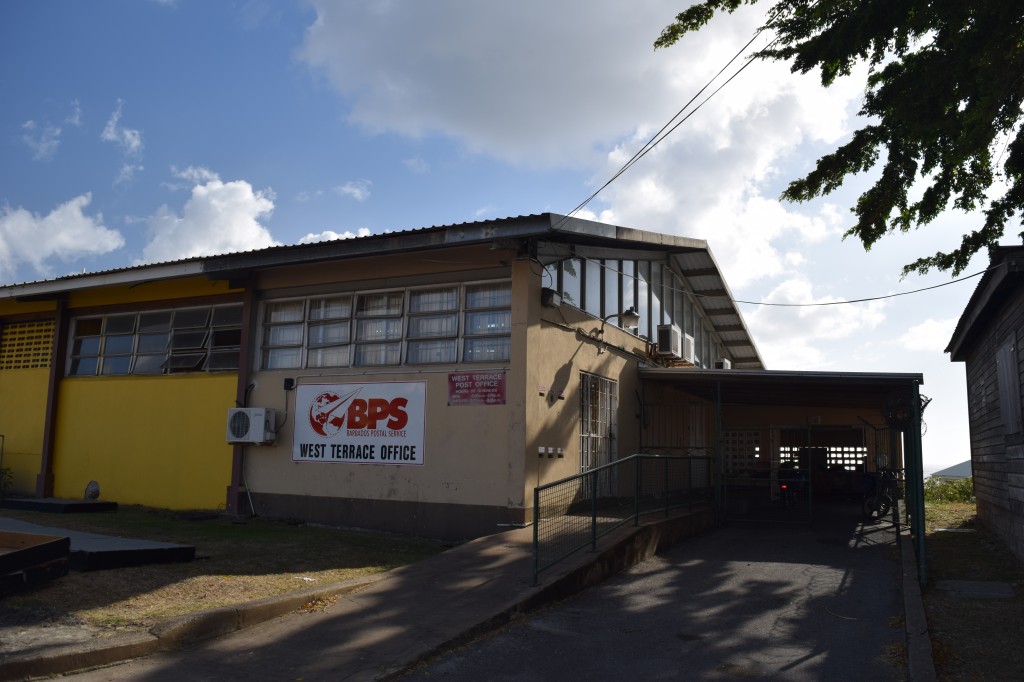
[0,321,54,370]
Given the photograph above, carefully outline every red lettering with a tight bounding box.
[387,398,409,430]
[368,398,390,428]
[347,399,369,429]
[345,396,410,431]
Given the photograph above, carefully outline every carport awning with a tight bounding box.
[639,367,924,410]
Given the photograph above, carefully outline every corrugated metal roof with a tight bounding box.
[0,212,765,368]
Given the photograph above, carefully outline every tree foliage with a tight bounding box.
[656,0,1024,276]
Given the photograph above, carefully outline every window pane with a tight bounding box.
[354,342,401,366]
[561,260,580,307]
[101,356,132,375]
[651,262,663,326]
[69,357,98,376]
[464,337,510,362]
[212,328,242,348]
[132,354,165,374]
[167,353,206,372]
[622,261,635,311]
[637,262,650,339]
[356,318,402,341]
[584,260,602,317]
[266,324,303,347]
[264,347,301,369]
[212,305,243,326]
[408,314,457,338]
[171,330,208,350]
[410,288,457,313]
[208,350,240,371]
[307,345,349,368]
[267,301,304,324]
[466,310,510,336]
[309,296,351,320]
[137,333,168,353]
[357,292,403,316]
[105,314,136,334]
[466,283,511,309]
[407,339,456,364]
[604,260,620,320]
[75,318,103,336]
[173,308,211,329]
[104,335,134,355]
[139,311,172,332]
[72,337,101,356]
[309,321,349,347]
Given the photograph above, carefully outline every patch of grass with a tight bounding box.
[1,506,445,630]
[923,501,1024,681]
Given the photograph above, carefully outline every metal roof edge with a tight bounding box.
[0,261,207,300]
[945,249,1024,359]
[638,367,924,384]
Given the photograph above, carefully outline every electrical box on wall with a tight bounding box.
[226,408,277,444]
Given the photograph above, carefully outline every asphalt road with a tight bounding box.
[404,505,904,681]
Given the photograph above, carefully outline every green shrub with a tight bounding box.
[924,476,975,504]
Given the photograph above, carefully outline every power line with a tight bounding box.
[549,247,995,309]
[552,24,775,231]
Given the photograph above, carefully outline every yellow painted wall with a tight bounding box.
[0,368,48,495]
[53,374,237,509]
[68,277,240,309]
[0,300,55,316]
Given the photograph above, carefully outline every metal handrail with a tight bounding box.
[532,454,713,584]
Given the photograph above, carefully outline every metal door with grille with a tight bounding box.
[580,372,617,472]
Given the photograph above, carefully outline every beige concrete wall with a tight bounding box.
[521,263,648,502]
[242,253,522,513]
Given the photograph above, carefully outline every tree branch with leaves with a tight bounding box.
[657,0,1024,276]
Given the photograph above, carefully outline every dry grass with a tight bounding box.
[1,506,445,630]
[923,502,1024,681]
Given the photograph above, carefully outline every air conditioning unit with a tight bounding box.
[682,334,696,363]
[226,408,276,444]
[714,358,732,370]
[656,324,683,358]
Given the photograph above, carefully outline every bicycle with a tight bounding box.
[861,468,899,522]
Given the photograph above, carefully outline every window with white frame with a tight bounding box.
[68,304,243,376]
[259,281,511,369]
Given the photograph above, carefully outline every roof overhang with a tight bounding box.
[945,247,1024,360]
[640,367,924,410]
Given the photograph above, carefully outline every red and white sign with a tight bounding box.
[447,371,506,406]
[293,381,426,465]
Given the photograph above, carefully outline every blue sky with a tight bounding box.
[2,0,1009,472]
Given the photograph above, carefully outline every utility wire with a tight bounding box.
[550,245,997,309]
[551,26,775,232]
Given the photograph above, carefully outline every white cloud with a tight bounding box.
[20,120,62,161]
[403,157,429,174]
[142,174,278,262]
[900,318,959,353]
[295,189,324,202]
[334,180,372,202]
[0,194,125,281]
[101,100,144,156]
[298,227,371,243]
[742,277,887,370]
[115,163,144,185]
[65,100,82,127]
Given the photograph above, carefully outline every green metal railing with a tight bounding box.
[532,454,713,584]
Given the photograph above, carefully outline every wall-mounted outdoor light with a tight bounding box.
[598,306,640,336]
[596,306,640,354]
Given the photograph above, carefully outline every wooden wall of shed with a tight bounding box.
[962,285,1024,563]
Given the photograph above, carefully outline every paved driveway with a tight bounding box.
[406,502,904,681]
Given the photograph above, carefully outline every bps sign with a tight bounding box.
[293,382,426,465]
